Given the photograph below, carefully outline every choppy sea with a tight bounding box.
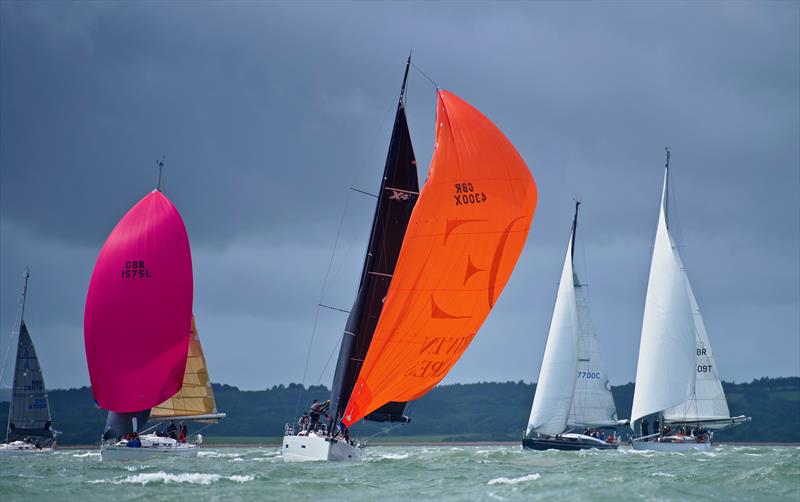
[1,444,798,501]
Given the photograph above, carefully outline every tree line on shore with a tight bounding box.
[2,376,797,445]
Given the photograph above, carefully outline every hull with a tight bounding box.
[282,434,363,462]
[0,442,53,457]
[631,439,711,452]
[523,434,618,451]
[100,434,198,461]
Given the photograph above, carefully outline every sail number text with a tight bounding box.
[121,260,152,279]
[698,365,713,373]
[577,371,601,379]
[454,182,487,206]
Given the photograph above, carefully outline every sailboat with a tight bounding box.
[523,202,623,451]
[282,57,538,462]
[630,149,750,452]
[84,167,224,461]
[0,270,57,456]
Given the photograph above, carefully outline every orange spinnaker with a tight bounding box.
[342,90,537,426]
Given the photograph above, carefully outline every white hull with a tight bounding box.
[100,434,198,461]
[0,442,53,457]
[631,439,711,452]
[281,433,363,462]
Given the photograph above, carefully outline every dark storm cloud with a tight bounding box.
[1,1,797,391]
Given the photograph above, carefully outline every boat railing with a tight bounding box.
[285,422,329,436]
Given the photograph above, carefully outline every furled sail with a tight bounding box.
[330,59,419,424]
[662,274,730,424]
[7,320,55,445]
[150,316,224,422]
[84,190,193,414]
[630,167,697,425]
[527,233,579,437]
[343,90,538,426]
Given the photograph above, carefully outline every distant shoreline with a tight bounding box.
[54,441,800,450]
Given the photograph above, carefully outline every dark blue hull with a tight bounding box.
[522,437,618,451]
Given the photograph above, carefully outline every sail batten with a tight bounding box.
[342,90,537,427]
[150,316,223,423]
[329,65,420,424]
[6,320,55,445]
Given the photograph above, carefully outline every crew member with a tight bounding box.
[641,417,649,437]
[167,420,177,439]
[297,412,310,433]
[309,399,330,432]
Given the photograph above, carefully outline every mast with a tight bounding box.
[156,158,165,192]
[399,53,411,105]
[5,269,29,442]
[19,267,30,326]
[570,200,580,264]
[662,147,670,228]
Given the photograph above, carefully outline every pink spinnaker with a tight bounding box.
[84,190,193,413]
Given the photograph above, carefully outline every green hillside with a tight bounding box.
[1,377,797,445]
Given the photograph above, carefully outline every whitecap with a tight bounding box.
[124,464,152,472]
[650,472,676,478]
[487,473,541,485]
[376,453,409,460]
[197,451,241,458]
[89,471,253,485]
[72,451,100,458]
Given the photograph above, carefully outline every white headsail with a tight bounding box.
[567,270,619,428]
[631,163,700,425]
[527,233,579,437]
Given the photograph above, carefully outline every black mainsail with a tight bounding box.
[329,58,419,425]
[5,272,55,446]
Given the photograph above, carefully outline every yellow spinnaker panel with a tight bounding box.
[151,316,220,423]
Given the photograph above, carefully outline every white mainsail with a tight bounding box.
[527,233,579,437]
[663,276,730,423]
[567,271,619,428]
[631,162,707,425]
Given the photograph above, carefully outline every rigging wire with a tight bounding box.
[0,273,26,387]
[411,62,439,90]
[315,332,345,386]
[293,194,353,419]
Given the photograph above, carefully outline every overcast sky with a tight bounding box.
[1,1,798,393]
